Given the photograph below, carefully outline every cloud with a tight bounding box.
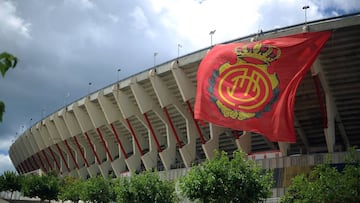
[108,13,119,23]
[314,0,360,14]
[0,139,12,153]
[0,0,31,40]
[130,6,156,38]
[64,0,96,10]
[149,0,264,50]
[0,153,15,174]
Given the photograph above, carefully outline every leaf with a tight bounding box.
[0,101,4,122]
[0,52,18,77]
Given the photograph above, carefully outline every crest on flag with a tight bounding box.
[209,43,281,120]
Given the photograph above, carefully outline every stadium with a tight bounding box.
[8,12,360,198]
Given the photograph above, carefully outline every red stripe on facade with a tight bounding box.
[84,132,101,164]
[186,100,206,144]
[110,123,128,159]
[143,113,162,152]
[64,140,80,169]
[21,162,28,173]
[37,153,47,173]
[31,156,39,169]
[22,162,29,173]
[96,128,113,162]
[56,143,70,172]
[25,158,33,172]
[15,166,21,174]
[73,136,89,167]
[48,147,61,172]
[163,107,183,148]
[125,118,144,156]
[42,150,53,171]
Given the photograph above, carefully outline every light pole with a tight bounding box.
[64,92,70,106]
[154,52,158,67]
[41,107,46,119]
[88,82,92,95]
[302,5,310,24]
[117,68,121,83]
[178,44,182,59]
[209,30,216,46]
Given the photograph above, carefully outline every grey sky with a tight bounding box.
[0,0,359,173]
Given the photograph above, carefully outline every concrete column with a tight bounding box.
[84,96,116,176]
[130,77,167,170]
[72,101,103,176]
[24,130,43,172]
[235,131,252,154]
[278,142,289,156]
[18,135,33,172]
[31,127,51,172]
[203,124,223,159]
[112,86,147,172]
[35,124,62,173]
[97,89,129,176]
[98,91,127,177]
[62,109,93,178]
[44,118,72,174]
[150,67,197,167]
[324,93,335,153]
[53,112,81,177]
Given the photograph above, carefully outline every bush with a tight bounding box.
[281,148,360,203]
[22,173,60,202]
[114,171,178,203]
[178,150,274,203]
[80,175,113,203]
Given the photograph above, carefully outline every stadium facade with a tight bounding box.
[9,13,360,197]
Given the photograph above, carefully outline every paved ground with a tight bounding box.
[0,199,9,203]
[0,200,40,203]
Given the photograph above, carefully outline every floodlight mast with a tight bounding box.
[302,5,310,24]
[209,30,216,46]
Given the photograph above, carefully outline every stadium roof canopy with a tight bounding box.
[9,12,360,176]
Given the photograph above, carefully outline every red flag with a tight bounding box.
[194,31,331,142]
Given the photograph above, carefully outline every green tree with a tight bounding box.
[22,173,60,202]
[80,175,112,203]
[281,148,360,203]
[0,171,23,199]
[58,176,84,203]
[178,150,273,203]
[114,170,178,203]
[0,52,17,122]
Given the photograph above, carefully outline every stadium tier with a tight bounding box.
[9,13,360,192]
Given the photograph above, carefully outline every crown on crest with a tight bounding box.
[235,43,281,65]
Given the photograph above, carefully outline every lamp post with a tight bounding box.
[178,44,182,59]
[41,107,46,119]
[209,30,216,46]
[64,92,70,106]
[117,68,121,83]
[88,82,92,95]
[154,52,158,67]
[302,5,310,24]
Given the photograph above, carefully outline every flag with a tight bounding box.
[194,31,331,142]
